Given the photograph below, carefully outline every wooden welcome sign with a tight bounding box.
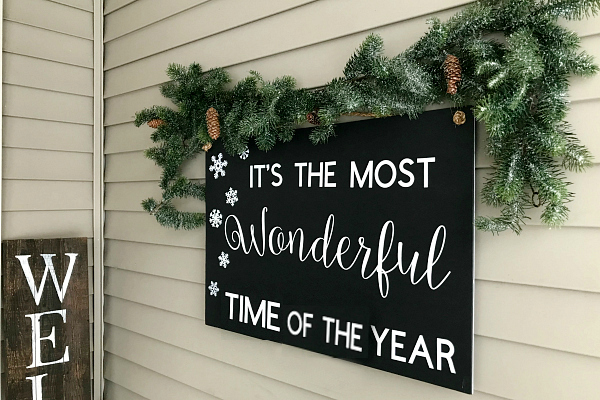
[205,109,475,393]
[2,238,91,400]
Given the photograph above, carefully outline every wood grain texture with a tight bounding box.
[2,238,90,400]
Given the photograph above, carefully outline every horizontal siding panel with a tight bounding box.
[105,0,316,68]
[105,122,154,154]
[3,53,93,96]
[105,86,171,126]
[567,99,600,159]
[105,150,204,181]
[5,0,93,39]
[475,336,600,400]
[105,266,204,319]
[104,380,150,400]
[2,210,92,240]
[104,263,599,359]
[105,353,218,400]
[3,85,93,124]
[105,323,346,400]
[3,117,93,152]
[476,281,600,358]
[104,0,137,15]
[476,166,600,228]
[104,0,471,70]
[104,296,547,400]
[105,181,206,212]
[104,211,205,248]
[104,0,209,42]
[476,226,600,293]
[49,0,93,12]
[105,239,204,283]
[3,20,93,67]
[569,35,600,102]
[3,148,93,181]
[562,16,600,37]
[104,7,459,98]
[2,180,92,211]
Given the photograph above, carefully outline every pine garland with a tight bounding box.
[135,0,599,234]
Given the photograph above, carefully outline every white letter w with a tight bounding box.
[15,254,78,305]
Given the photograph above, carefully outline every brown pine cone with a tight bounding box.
[206,107,220,140]
[147,118,165,129]
[307,109,320,125]
[443,54,462,95]
[202,143,212,152]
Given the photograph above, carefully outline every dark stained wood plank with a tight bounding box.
[2,238,90,400]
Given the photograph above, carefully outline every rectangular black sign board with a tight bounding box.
[205,109,475,393]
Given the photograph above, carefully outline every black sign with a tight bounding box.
[205,109,474,393]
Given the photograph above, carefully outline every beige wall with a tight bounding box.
[103,1,600,399]
[1,0,95,396]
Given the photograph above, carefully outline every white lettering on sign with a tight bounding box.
[16,252,79,398]
[349,158,436,188]
[225,292,281,332]
[224,208,451,298]
[26,374,48,400]
[370,325,456,373]
[25,309,70,368]
[322,316,363,352]
[16,253,77,306]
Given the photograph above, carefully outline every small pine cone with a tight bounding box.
[202,143,212,152]
[307,109,320,125]
[453,110,466,125]
[206,107,220,140]
[443,54,462,95]
[147,118,165,129]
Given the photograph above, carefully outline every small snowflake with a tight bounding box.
[209,209,222,228]
[208,281,219,296]
[209,152,228,179]
[239,147,250,160]
[218,252,230,268]
[225,187,238,207]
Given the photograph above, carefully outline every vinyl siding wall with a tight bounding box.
[1,0,95,396]
[103,1,600,399]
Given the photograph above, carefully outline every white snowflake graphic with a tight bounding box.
[239,147,250,160]
[209,209,222,228]
[208,281,219,296]
[225,187,238,207]
[209,152,228,179]
[218,252,230,268]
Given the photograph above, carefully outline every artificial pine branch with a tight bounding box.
[135,0,599,233]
